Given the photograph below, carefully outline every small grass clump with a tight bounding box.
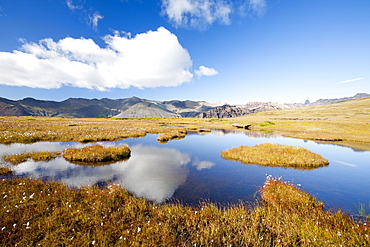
[221,143,329,170]
[0,177,368,246]
[0,167,13,175]
[63,144,131,163]
[156,130,186,143]
[3,151,61,165]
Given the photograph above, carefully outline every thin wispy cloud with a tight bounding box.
[88,12,104,31]
[66,0,82,10]
[335,160,357,167]
[161,0,232,29]
[0,27,216,90]
[161,0,267,29]
[336,78,363,84]
[66,0,103,31]
[248,0,266,16]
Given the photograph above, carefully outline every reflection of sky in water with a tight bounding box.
[7,145,192,203]
[0,130,370,213]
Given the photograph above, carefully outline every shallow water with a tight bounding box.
[1,129,369,214]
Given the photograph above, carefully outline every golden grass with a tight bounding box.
[221,143,329,170]
[0,177,368,246]
[0,117,188,144]
[3,151,61,165]
[63,145,131,163]
[0,167,12,175]
[233,98,370,150]
[0,97,369,151]
[156,129,187,143]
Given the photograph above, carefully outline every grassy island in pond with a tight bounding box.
[63,145,131,163]
[221,143,329,170]
[4,151,61,165]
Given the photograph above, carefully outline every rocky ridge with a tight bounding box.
[0,93,368,118]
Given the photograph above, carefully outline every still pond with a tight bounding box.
[1,129,369,214]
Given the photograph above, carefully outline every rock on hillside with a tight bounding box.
[197,102,302,118]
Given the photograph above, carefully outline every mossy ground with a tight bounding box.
[221,143,329,170]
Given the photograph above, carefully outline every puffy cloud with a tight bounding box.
[195,65,218,77]
[192,160,215,170]
[161,0,232,29]
[0,27,194,90]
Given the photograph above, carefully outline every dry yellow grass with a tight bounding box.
[0,97,369,150]
[0,177,368,246]
[3,151,61,165]
[63,144,131,163]
[0,167,12,175]
[221,143,329,170]
[229,98,370,150]
[156,129,187,143]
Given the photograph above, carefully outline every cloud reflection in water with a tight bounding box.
[12,145,191,203]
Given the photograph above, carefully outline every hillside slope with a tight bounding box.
[232,97,370,150]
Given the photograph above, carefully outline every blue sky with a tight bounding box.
[0,0,369,104]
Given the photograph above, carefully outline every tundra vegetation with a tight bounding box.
[4,151,61,165]
[63,144,131,163]
[156,129,187,143]
[0,177,368,246]
[0,167,12,175]
[0,98,369,245]
[221,143,329,170]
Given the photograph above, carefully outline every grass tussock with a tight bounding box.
[0,167,12,175]
[156,130,187,143]
[0,177,368,246]
[63,144,131,163]
[221,143,329,170]
[3,151,61,165]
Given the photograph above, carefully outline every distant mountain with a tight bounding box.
[305,93,370,106]
[0,96,223,118]
[197,93,370,118]
[0,93,368,118]
[197,102,303,118]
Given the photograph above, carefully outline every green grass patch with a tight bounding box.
[3,151,61,165]
[221,143,329,170]
[0,177,368,246]
[63,145,131,163]
[259,121,275,127]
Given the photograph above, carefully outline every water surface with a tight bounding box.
[1,129,369,214]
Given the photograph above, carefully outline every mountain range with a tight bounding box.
[0,93,369,118]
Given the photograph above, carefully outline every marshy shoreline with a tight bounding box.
[1,97,370,245]
[0,176,368,246]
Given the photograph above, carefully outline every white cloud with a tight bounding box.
[248,0,266,16]
[0,27,194,90]
[161,0,232,29]
[89,11,104,31]
[66,1,103,31]
[161,0,267,29]
[336,78,363,84]
[192,160,215,170]
[195,65,219,77]
[66,0,82,10]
